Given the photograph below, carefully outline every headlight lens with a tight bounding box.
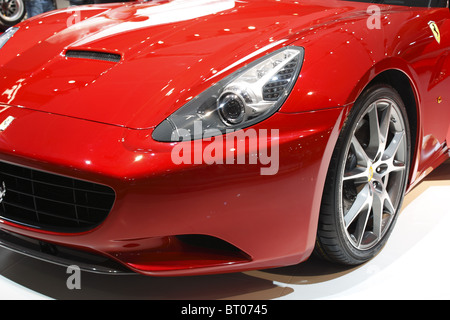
[152,46,304,142]
[0,27,19,50]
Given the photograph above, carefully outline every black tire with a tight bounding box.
[0,0,26,27]
[315,84,411,265]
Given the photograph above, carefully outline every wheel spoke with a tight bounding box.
[391,160,406,172]
[367,102,392,161]
[344,183,372,229]
[372,191,384,239]
[384,131,404,159]
[367,104,381,160]
[378,102,393,150]
[351,136,370,166]
[353,192,372,247]
[343,166,369,182]
[374,184,396,237]
[380,131,406,176]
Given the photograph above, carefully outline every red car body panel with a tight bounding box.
[0,0,449,276]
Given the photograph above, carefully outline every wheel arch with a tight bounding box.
[370,70,419,178]
[349,68,421,186]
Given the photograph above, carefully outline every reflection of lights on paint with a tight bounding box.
[73,0,236,46]
[135,155,143,162]
[166,88,175,96]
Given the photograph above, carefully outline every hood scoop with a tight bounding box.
[65,50,122,63]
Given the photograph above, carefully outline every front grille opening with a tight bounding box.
[0,161,115,233]
[65,50,122,63]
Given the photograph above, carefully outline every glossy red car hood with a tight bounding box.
[0,0,365,129]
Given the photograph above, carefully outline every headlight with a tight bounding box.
[152,46,304,142]
[0,27,19,50]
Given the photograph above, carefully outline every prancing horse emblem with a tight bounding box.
[428,21,441,44]
[0,182,6,204]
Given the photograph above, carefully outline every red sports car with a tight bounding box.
[0,0,449,276]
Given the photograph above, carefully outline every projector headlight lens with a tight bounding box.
[152,46,305,142]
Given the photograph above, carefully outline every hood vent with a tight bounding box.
[65,50,121,63]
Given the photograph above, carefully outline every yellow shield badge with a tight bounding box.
[428,21,441,44]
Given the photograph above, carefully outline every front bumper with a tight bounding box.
[0,103,346,276]
[0,229,132,274]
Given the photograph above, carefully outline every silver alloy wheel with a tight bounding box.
[340,98,408,250]
[0,0,25,23]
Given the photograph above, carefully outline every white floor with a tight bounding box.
[0,160,449,300]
